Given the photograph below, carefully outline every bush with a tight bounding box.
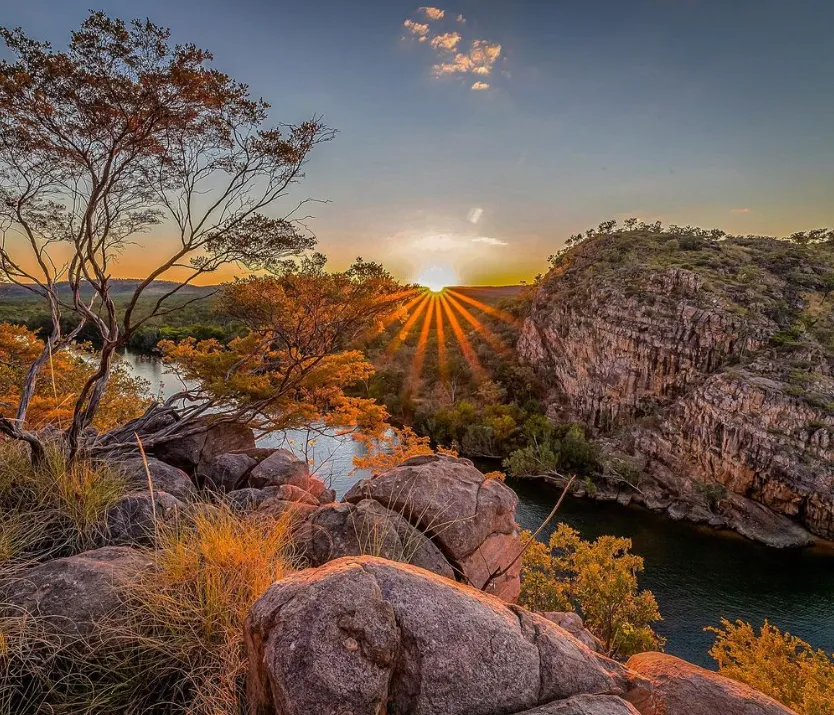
[708,619,834,715]
[519,524,664,659]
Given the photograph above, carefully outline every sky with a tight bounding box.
[2,0,833,286]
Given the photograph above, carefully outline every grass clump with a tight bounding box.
[0,504,298,714]
[117,505,298,713]
[0,440,126,562]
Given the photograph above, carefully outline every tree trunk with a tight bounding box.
[66,344,117,460]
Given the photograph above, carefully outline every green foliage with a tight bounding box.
[708,619,834,715]
[504,419,600,478]
[519,524,664,659]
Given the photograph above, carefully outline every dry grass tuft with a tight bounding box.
[117,504,298,714]
[0,440,126,562]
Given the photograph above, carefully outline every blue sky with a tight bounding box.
[2,0,833,284]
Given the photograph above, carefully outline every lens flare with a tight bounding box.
[415,264,459,293]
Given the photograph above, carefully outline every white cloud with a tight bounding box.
[434,40,502,77]
[431,32,461,51]
[411,234,468,252]
[419,6,445,20]
[403,19,430,39]
[467,207,483,224]
[732,208,751,214]
[457,14,466,23]
[471,81,490,90]
[471,236,507,246]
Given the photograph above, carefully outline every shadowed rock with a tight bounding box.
[105,490,183,545]
[0,546,153,635]
[294,500,455,579]
[248,449,310,490]
[121,457,196,501]
[153,419,255,473]
[199,452,257,492]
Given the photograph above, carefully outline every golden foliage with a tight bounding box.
[353,425,458,473]
[120,505,297,714]
[708,619,834,715]
[161,257,409,437]
[0,323,150,431]
[519,524,664,659]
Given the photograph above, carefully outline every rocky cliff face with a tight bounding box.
[519,229,834,544]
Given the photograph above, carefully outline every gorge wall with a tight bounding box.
[518,229,834,544]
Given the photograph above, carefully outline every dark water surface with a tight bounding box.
[124,351,834,667]
[510,477,834,667]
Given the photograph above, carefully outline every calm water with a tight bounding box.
[123,351,834,667]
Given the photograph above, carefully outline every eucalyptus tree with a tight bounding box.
[0,12,332,459]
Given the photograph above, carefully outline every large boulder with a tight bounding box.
[294,500,455,579]
[120,456,196,501]
[625,652,796,715]
[343,455,522,601]
[0,546,153,635]
[245,556,644,715]
[517,695,641,714]
[152,418,255,474]
[198,452,258,492]
[248,449,311,490]
[105,490,184,545]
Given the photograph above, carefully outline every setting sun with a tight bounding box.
[415,264,459,293]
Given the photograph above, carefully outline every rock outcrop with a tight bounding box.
[294,499,456,579]
[519,230,834,544]
[245,556,647,715]
[121,457,196,501]
[0,546,153,634]
[626,652,796,715]
[152,418,255,474]
[344,454,522,600]
[105,490,184,545]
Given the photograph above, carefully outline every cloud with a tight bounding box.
[467,207,484,224]
[431,32,461,51]
[434,40,502,77]
[403,19,430,40]
[471,81,490,91]
[419,6,445,20]
[471,236,507,246]
[411,234,467,252]
[457,14,466,23]
[732,208,751,214]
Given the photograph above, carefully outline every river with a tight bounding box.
[123,350,834,667]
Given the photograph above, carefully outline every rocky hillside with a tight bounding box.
[519,227,834,546]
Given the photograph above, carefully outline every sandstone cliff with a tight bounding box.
[518,228,834,545]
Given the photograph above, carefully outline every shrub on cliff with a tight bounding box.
[708,619,834,715]
[504,418,600,478]
[519,523,664,659]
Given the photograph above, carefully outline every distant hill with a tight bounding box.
[0,280,216,301]
[448,285,525,305]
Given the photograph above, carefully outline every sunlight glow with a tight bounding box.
[415,264,459,293]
